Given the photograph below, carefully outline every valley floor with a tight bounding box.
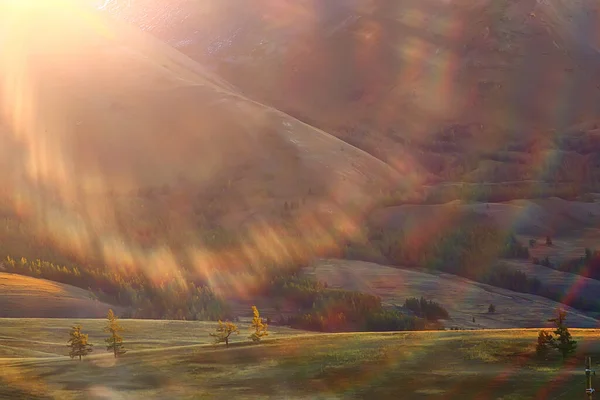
[1,319,599,399]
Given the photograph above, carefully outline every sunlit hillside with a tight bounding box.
[0,273,118,318]
[0,1,402,292]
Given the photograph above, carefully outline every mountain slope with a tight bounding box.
[104,0,600,180]
[0,273,118,318]
[0,1,397,199]
[0,1,400,276]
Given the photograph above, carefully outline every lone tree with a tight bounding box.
[210,320,239,347]
[249,306,269,343]
[104,309,126,358]
[67,325,93,361]
[549,309,577,360]
[546,236,553,246]
[488,304,496,313]
[585,248,593,261]
[536,330,554,359]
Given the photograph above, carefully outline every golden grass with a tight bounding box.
[0,273,65,294]
[0,273,118,318]
[1,319,599,399]
[0,318,306,358]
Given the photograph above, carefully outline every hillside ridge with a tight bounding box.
[0,272,118,318]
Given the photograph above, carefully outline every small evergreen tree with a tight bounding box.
[536,330,554,358]
[67,325,93,361]
[585,248,593,261]
[546,236,553,246]
[549,309,577,360]
[210,320,239,347]
[488,304,496,313]
[541,256,552,267]
[249,305,269,343]
[104,309,126,358]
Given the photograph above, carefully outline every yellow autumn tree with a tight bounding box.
[210,320,239,347]
[249,305,268,343]
[104,309,126,358]
[67,325,93,361]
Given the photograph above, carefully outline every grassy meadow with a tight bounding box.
[1,319,599,399]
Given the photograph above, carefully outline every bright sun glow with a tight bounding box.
[0,0,367,297]
[1,0,599,398]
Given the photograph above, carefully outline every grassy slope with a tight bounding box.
[307,259,600,329]
[0,1,397,203]
[109,0,600,179]
[1,319,599,399]
[368,200,600,318]
[0,273,119,318]
[0,1,399,283]
[507,232,600,307]
[506,258,600,313]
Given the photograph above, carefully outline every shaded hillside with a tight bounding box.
[0,273,119,318]
[0,2,399,284]
[105,0,600,182]
[371,197,600,237]
[504,259,600,316]
[307,259,600,329]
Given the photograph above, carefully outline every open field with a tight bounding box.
[0,318,305,359]
[307,259,600,329]
[1,319,600,399]
[0,273,119,318]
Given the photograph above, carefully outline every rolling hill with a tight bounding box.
[1,5,600,398]
[0,0,398,203]
[104,0,600,183]
[0,1,400,280]
[0,1,598,326]
[504,259,600,316]
[307,259,600,329]
[0,273,118,318]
